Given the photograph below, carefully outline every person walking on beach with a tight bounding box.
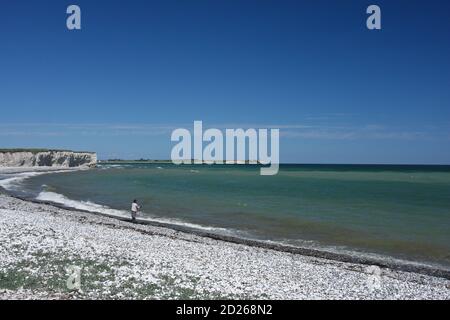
[131,199,141,222]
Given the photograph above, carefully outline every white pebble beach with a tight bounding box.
[0,192,449,300]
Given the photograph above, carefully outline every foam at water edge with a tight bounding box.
[0,168,235,234]
[35,190,234,234]
[0,168,82,191]
[36,191,128,217]
[0,172,47,191]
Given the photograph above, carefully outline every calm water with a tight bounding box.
[14,163,450,267]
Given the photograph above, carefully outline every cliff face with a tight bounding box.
[0,151,97,168]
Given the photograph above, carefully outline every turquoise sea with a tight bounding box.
[3,163,450,268]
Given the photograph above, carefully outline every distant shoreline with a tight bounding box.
[99,160,450,167]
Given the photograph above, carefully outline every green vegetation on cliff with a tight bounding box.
[0,148,95,154]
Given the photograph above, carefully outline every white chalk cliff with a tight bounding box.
[0,151,97,168]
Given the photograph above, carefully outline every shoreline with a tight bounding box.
[1,166,450,280]
[0,168,450,300]
[0,192,449,299]
[7,192,450,281]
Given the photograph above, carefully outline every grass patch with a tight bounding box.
[0,251,259,299]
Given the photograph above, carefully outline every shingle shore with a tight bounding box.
[0,194,449,300]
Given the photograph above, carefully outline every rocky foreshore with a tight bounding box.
[0,193,449,300]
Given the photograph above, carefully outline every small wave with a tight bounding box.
[35,191,233,234]
[0,172,47,191]
[0,168,79,192]
[99,164,127,169]
[36,191,128,218]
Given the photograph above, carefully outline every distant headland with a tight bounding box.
[0,148,97,168]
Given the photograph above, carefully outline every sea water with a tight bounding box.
[7,163,450,268]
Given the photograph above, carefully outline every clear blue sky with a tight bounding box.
[1,0,450,163]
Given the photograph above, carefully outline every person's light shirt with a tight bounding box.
[131,203,140,212]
